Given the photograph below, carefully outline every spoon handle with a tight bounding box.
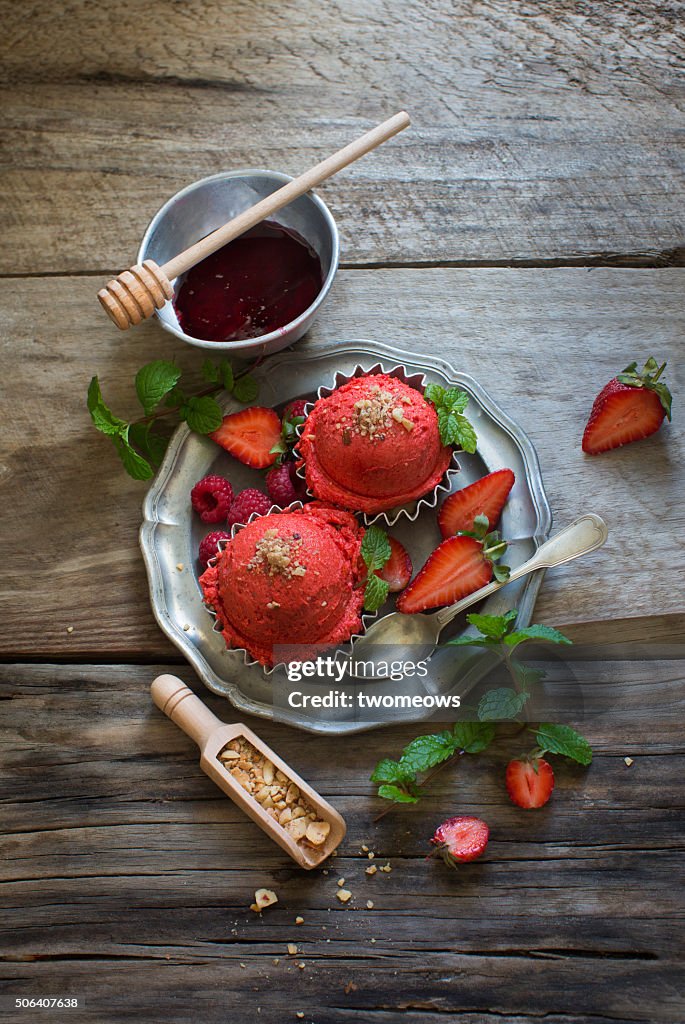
[435,513,608,628]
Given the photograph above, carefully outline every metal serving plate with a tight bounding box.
[140,340,552,734]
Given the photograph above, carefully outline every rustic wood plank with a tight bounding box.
[1,0,683,271]
[0,269,682,659]
[1,663,684,1023]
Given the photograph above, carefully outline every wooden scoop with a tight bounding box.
[150,674,345,869]
[99,111,411,330]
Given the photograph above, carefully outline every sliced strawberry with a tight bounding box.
[430,815,489,867]
[505,758,554,809]
[210,407,282,468]
[396,535,493,613]
[582,357,672,455]
[438,469,515,539]
[375,536,412,592]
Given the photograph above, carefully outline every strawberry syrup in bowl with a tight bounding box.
[137,170,339,357]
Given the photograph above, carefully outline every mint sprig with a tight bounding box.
[424,383,478,451]
[87,357,259,480]
[534,723,593,766]
[370,722,495,803]
[360,525,392,612]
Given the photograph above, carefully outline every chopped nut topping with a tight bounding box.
[287,943,298,955]
[176,562,184,571]
[380,863,392,873]
[401,417,414,431]
[305,820,331,846]
[365,865,377,876]
[336,889,353,903]
[624,756,634,766]
[295,916,304,925]
[367,852,375,860]
[248,528,306,578]
[337,878,345,887]
[361,844,369,853]
[251,888,278,912]
[366,900,374,909]
[353,389,397,439]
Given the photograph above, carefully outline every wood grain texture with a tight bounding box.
[1,0,683,272]
[1,663,684,1023]
[0,269,682,659]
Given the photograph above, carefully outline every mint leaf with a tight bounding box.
[510,661,546,691]
[504,624,572,647]
[535,723,592,766]
[424,383,445,407]
[452,414,478,453]
[452,721,495,753]
[447,634,499,647]
[444,388,469,413]
[399,731,456,774]
[184,396,224,434]
[370,758,411,785]
[364,572,389,612]
[113,436,154,480]
[202,359,219,383]
[467,610,517,640]
[135,360,181,416]
[146,429,169,465]
[361,525,391,571]
[377,784,419,804]
[233,374,259,403]
[478,687,529,721]
[87,377,128,437]
[219,359,235,392]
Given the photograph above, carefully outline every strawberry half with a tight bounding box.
[430,815,489,867]
[438,469,515,539]
[505,757,554,809]
[396,516,509,614]
[582,357,672,455]
[210,406,282,468]
[375,536,412,592]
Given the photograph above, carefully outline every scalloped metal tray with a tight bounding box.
[140,340,552,734]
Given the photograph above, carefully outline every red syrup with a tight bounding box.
[174,221,324,342]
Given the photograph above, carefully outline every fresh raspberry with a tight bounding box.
[198,531,231,568]
[226,488,272,528]
[191,475,234,523]
[266,463,298,506]
[282,399,308,424]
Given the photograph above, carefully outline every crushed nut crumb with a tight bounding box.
[248,528,306,578]
[366,900,374,909]
[336,889,353,903]
[361,844,369,852]
[66,626,74,634]
[176,562,184,571]
[287,943,298,955]
[337,878,345,887]
[295,916,304,925]
[380,863,392,873]
[353,389,398,439]
[365,865,377,876]
[367,852,375,860]
[624,756,634,766]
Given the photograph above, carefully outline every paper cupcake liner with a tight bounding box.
[294,362,461,527]
[203,501,376,677]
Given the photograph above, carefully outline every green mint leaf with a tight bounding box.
[444,388,469,414]
[233,374,259,403]
[165,386,186,407]
[361,525,392,571]
[535,723,593,766]
[504,624,572,647]
[370,758,412,785]
[147,430,169,466]
[127,422,152,457]
[377,784,420,804]
[87,377,128,437]
[364,572,390,613]
[510,661,546,691]
[135,360,182,416]
[202,360,219,384]
[446,634,499,647]
[398,731,457,775]
[219,359,235,392]
[452,414,478,453]
[424,383,445,408]
[436,406,450,446]
[113,436,154,481]
[184,396,224,434]
[478,687,529,721]
[452,721,495,753]
[466,610,517,640]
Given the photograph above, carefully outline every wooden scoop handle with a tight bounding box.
[98,111,411,330]
[151,673,223,747]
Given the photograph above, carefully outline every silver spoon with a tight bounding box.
[347,513,608,679]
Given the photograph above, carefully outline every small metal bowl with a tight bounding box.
[137,169,340,357]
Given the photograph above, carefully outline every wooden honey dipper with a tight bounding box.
[99,111,411,330]
[150,674,346,869]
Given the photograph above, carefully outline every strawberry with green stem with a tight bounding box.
[582,356,673,454]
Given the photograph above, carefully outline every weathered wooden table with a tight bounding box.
[1,3,683,1022]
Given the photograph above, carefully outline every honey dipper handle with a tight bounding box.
[150,674,223,748]
[162,111,411,280]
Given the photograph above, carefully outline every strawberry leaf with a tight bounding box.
[135,360,182,416]
[478,687,529,721]
[535,723,593,766]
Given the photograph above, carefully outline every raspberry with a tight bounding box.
[226,488,272,528]
[266,463,298,506]
[191,475,234,523]
[282,399,308,424]
[198,531,231,568]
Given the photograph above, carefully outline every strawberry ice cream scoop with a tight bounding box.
[298,374,453,514]
[199,503,365,667]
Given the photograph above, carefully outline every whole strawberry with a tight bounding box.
[429,815,489,867]
[582,357,672,455]
[505,757,555,809]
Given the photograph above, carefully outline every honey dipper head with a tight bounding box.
[98,260,174,330]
